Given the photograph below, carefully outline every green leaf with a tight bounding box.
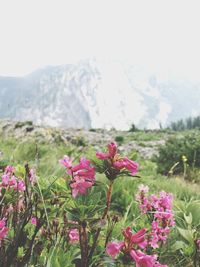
[171,241,187,251]
[15,164,26,178]
[184,212,193,225]
[177,227,194,244]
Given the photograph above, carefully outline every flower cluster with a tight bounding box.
[136,185,175,249]
[96,142,139,179]
[0,219,8,246]
[106,227,167,267]
[0,165,25,193]
[59,156,95,198]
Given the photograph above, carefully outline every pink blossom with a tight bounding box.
[2,174,10,186]
[123,227,146,247]
[136,187,175,249]
[70,176,93,198]
[130,250,156,267]
[96,151,110,160]
[106,241,124,258]
[69,228,79,244]
[0,219,8,241]
[59,156,95,198]
[31,217,38,226]
[113,157,139,175]
[106,225,167,266]
[5,165,15,174]
[71,158,91,172]
[96,142,139,177]
[1,169,26,193]
[59,155,73,169]
[15,180,26,192]
[106,227,147,260]
[96,142,117,160]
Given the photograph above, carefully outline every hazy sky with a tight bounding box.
[0,0,200,80]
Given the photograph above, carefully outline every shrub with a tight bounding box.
[155,132,200,175]
[115,135,124,143]
[129,123,138,132]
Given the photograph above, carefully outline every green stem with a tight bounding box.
[89,180,114,260]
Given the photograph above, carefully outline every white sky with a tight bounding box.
[0,0,200,80]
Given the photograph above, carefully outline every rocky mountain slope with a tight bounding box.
[0,119,166,159]
[0,59,200,130]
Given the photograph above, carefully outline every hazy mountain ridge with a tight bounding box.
[0,59,199,130]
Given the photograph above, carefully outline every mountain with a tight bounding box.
[0,59,200,130]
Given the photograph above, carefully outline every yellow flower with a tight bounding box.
[182,155,187,162]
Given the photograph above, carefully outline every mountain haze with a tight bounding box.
[0,59,199,130]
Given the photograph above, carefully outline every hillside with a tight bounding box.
[0,59,200,130]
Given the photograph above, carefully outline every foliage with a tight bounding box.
[0,128,200,266]
[155,132,200,178]
[170,116,200,131]
[114,136,124,144]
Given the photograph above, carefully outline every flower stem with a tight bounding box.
[89,180,114,260]
[79,221,88,267]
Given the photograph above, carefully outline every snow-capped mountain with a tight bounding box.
[0,59,199,130]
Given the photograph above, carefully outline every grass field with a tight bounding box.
[0,123,200,266]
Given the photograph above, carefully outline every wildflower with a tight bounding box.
[59,155,73,169]
[136,185,175,249]
[59,156,95,198]
[1,167,26,192]
[130,250,156,267]
[106,227,146,259]
[5,165,15,174]
[0,219,8,244]
[182,155,187,162]
[106,241,124,259]
[96,142,139,178]
[31,217,38,226]
[69,228,79,244]
[70,176,94,198]
[106,226,167,266]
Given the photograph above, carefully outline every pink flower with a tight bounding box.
[106,227,147,260]
[106,225,167,266]
[15,180,26,192]
[1,171,26,192]
[59,156,95,198]
[69,228,79,244]
[96,142,139,177]
[106,241,124,258]
[70,176,93,198]
[113,157,139,175]
[96,142,117,160]
[131,250,167,267]
[2,174,10,186]
[136,187,175,249]
[31,217,38,226]
[123,227,146,247]
[0,219,8,241]
[130,250,156,267]
[72,158,95,180]
[59,155,73,169]
[5,165,15,174]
